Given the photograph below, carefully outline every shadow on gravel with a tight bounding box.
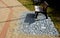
[24,13,35,25]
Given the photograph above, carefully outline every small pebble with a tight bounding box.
[16,12,59,36]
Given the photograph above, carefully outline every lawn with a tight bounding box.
[18,0,60,34]
[18,0,34,11]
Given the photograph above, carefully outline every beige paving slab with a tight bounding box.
[1,0,28,19]
[0,0,28,35]
[0,8,10,33]
[2,0,21,6]
[2,0,28,7]
[0,0,28,38]
[0,8,9,22]
[0,1,5,7]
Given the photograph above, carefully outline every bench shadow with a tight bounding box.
[24,13,35,25]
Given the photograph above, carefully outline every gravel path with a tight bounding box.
[16,11,59,36]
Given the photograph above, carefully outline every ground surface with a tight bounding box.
[0,0,60,38]
[17,12,59,36]
[18,0,60,34]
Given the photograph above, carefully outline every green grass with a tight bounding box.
[48,12,60,34]
[18,0,60,34]
[18,0,34,11]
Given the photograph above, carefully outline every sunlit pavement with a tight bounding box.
[0,0,28,38]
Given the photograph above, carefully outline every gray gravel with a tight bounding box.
[17,11,59,36]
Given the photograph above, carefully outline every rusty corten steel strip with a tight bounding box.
[0,0,13,38]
